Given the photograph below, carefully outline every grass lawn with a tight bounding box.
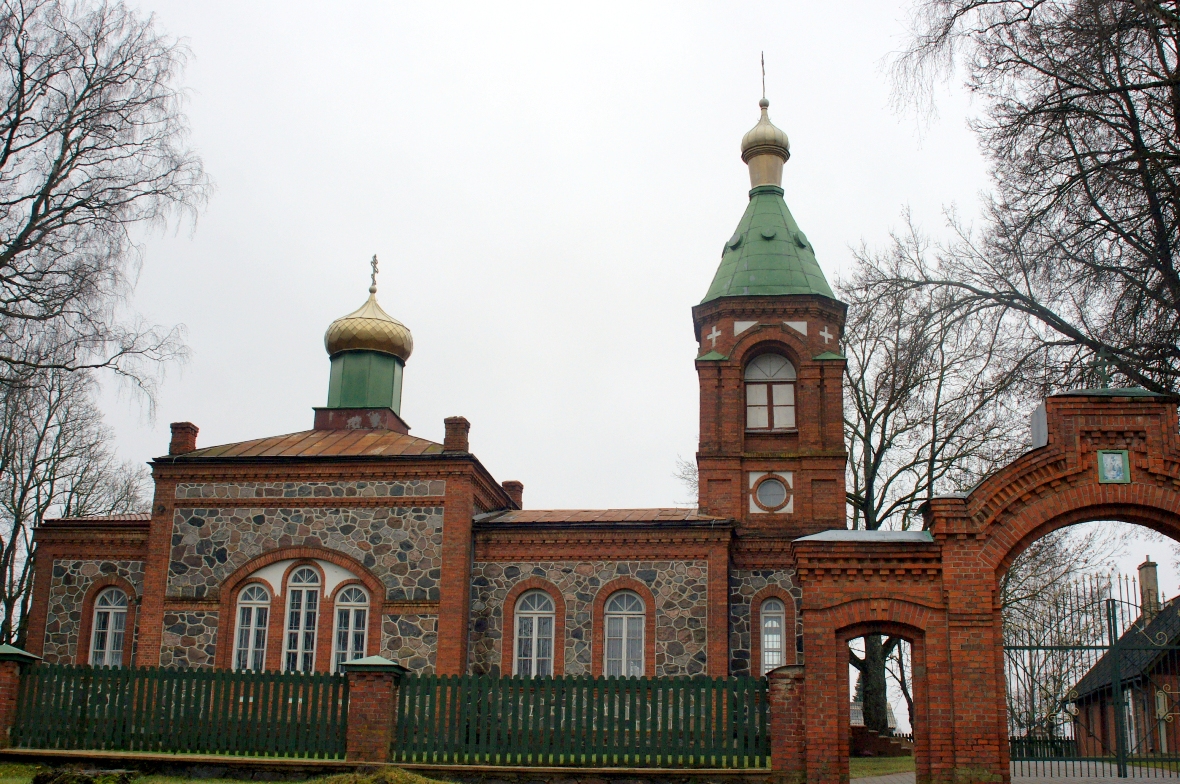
[849,755,916,779]
[0,765,447,784]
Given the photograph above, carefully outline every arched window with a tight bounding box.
[333,586,369,672]
[89,588,128,667]
[284,567,320,673]
[760,598,787,675]
[234,584,270,672]
[745,354,796,430]
[604,591,645,677]
[514,590,555,677]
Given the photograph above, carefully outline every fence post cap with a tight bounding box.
[340,655,408,675]
[0,644,40,663]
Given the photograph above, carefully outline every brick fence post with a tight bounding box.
[0,645,39,749]
[341,655,408,763]
[768,664,806,783]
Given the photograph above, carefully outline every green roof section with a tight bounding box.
[701,185,835,303]
[813,351,846,360]
[695,350,728,361]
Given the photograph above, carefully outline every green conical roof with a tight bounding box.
[701,185,834,303]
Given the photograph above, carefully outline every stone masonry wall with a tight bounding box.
[43,559,145,664]
[169,504,443,601]
[159,611,218,669]
[382,614,438,672]
[469,560,709,677]
[728,569,801,676]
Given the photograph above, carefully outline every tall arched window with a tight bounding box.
[745,354,796,430]
[514,590,555,677]
[333,586,369,672]
[284,567,320,673]
[760,598,787,675]
[604,591,645,677]
[89,588,128,667]
[234,584,270,672]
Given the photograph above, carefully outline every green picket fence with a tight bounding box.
[12,664,348,758]
[392,674,769,768]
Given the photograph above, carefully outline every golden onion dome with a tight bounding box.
[324,258,413,361]
[741,98,790,163]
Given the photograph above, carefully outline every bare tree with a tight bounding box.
[885,0,1180,392]
[842,217,1033,533]
[0,368,148,647]
[0,0,208,397]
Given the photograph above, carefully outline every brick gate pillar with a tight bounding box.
[342,656,408,762]
[768,664,805,782]
[0,645,39,748]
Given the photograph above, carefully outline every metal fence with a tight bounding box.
[1005,573,1180,778]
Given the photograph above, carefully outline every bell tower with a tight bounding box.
[692,98,847,542]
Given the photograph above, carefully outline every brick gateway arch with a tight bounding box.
[788,390,1180,784]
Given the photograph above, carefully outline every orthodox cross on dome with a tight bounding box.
[369,255,379,294]
[706,325,721,348]
[819,326,834,344]
[1089,350,1114,388]
[761,52,766,101]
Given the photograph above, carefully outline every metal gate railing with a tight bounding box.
[1005,574,1180,778]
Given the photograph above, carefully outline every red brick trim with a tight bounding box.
[499,578,566,676]
[214,547,384,672]
[76,576,139,666]
[751,585,796,677]
[591,577,656,677]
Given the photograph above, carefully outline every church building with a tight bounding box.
[27,99,848,679]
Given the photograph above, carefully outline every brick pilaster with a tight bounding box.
[769,664,805,783]
[0,647,39,748]
[436,469,475,674]
[342,657,406,762]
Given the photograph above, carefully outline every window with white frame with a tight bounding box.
[760,598,787,674]
[234,584,270,671]
[333,586,369,672]
[604,591,645,677]
[89,588,128,667]
[744,354,796,430]
[514,590,555,677]
[284,567,320,672]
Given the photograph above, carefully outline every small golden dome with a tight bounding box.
[741,98,790,163]
[324,258,413,361]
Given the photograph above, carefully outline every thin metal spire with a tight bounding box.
[761,52,766,100]
[369,254,378,294]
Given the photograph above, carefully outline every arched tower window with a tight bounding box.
[745,354,796,430]
[333,586,369,672]
[760,598,787,674]
[604,591,645,677]
[284,566,321,673]
[514,590,555,677]
[234,584,270,672]
[89,588,128,667]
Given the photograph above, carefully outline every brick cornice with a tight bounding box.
[474,525,732,561]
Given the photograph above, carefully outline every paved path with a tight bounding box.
[854,765,1180,784]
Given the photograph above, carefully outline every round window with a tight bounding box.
[756,478,788,510]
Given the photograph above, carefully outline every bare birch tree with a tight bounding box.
[0,0,207,396]
[0,369,148,646]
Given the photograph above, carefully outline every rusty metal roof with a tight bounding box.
[160,429,445,461]
[475,508,729,525]
[42,513,151,525]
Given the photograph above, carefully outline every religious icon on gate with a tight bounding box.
[1097,449,1131,484]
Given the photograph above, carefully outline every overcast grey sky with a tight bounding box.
[105,0,991,510]
[98,0,1180,719]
